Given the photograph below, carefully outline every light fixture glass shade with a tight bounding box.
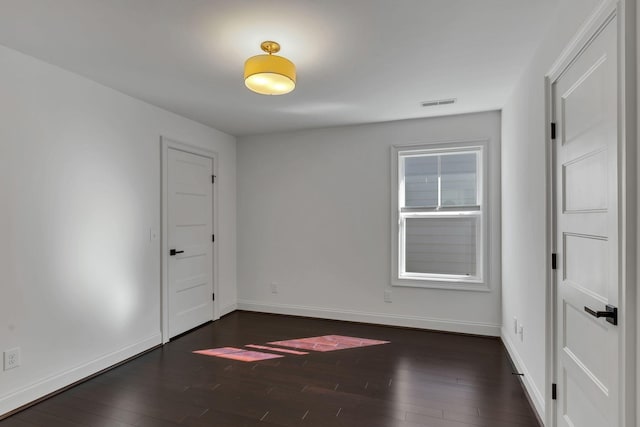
[244,53,296,95]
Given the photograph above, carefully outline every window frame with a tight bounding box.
[390,139,491,292]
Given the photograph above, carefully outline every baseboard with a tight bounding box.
[501,328,545,423]
[0,333,161,417]
[219,303,237,318]
[237,300,501,336]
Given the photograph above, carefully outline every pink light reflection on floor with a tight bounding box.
[245,344,309,355]
[267,335,390,352]
[193,347,284,362]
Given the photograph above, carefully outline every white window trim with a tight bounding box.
[390,139,491,292]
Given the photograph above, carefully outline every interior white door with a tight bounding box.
[167,148,214,338]
[553,14,619,427]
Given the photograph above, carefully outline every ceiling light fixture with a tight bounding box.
[244,41,296,95]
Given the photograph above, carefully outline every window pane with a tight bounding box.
[404,156,438,207]
[441,153,477,206]
[404,216,477,276]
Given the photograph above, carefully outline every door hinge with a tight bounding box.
[212,175,216,183]
[212,234,215,242]
[551,253,557,270]
[552,383,557,400]
[212,293,215,301]
[551,122,557,140]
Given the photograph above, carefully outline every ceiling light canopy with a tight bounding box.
[244,41,296,95]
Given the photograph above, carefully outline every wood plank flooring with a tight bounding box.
[0,311,541,427]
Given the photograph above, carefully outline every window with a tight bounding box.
[391,140,489,290]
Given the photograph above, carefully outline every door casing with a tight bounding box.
[161,136,219,343]
[544,1,636,426]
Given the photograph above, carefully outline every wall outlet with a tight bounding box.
[4,348,21,371]
[270,282,278,294]
[513,317,518,334]
[384,290,392,303]
[518,325,524,342]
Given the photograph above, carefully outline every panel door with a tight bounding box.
[167,148,213,338]
[553,14,619,427]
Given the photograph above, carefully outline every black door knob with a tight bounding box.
[584,304,618,325]
[169,249,184,256]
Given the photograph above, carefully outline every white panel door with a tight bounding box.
[553,14,619,427]
[167,148,213,338]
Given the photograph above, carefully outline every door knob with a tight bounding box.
[169,249,184,256]
[584,304,618,325]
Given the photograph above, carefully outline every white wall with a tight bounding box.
[237,111,501,336]
[0,45,236,416]
[500,0,605,420]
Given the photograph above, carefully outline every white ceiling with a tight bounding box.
[0,0,559,136]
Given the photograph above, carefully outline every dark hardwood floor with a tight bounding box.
[0,312,541,427]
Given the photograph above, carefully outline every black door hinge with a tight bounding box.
[551,122,557,140]
[212,293,215,301]
[212,175,216,183]
[212,234,215,242]
[552,253,557,270]
[552,383,557,400]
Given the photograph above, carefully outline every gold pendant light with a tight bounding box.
[244,41,296,95]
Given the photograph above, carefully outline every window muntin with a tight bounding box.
[397,146,483,284]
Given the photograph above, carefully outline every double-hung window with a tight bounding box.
[392,140,488,290]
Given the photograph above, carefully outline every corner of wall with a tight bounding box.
[220,303,238,318]
[500,328,545,423]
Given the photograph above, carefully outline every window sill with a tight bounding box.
[392,277,491,292]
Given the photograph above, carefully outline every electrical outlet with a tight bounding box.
[4,348,21,371]
[513,317,518,334]
[518,325,524,342]
[384,290,392,303]
[270,282,278,294]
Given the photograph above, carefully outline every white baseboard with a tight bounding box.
[237,300,501,336]
[501,328,545,422]
[219,303,237,318]
[0,333,161,417]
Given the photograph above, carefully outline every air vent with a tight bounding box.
[421,98,457,107]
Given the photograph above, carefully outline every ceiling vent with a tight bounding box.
[421,98,457,107]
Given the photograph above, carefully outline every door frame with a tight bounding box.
[160,136,219,344]
[544,0,636,426]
